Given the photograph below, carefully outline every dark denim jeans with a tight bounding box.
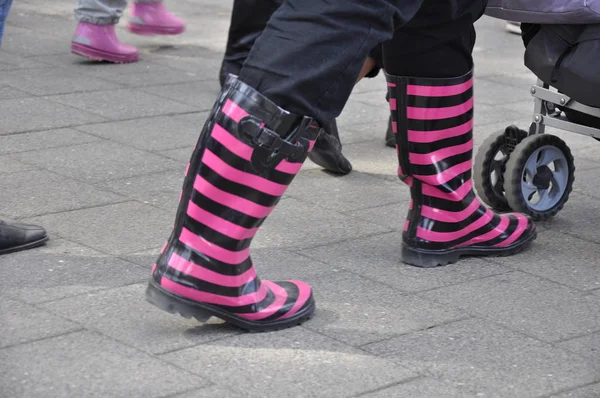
[239,0,487,121]
[0,0,14,47]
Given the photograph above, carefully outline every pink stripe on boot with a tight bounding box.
[187,200,259,240]
[193,175,273,219]
[202,149,287,196]
[160,277,267,307]
[414,160,471,186]
[408,98,473,121]
[494,215,530,247]
[238,280,287,321]
[407,78,473,97]
[179,227,250,265]
[408,120,473,143]
[417,210,494,242]
[409,139,473,165]
[168,252,256,287]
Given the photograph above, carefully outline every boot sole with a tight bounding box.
[71,42,139,63]
[402,229,537,268]
[0,235,49,255]
[126,23,185,36]
[145,279,315,333]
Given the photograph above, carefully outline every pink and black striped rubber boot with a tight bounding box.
[386,69,537,268]
[146,75,319,332]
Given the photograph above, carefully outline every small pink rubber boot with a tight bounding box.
[71,22,139,63]
[127,2,185,36]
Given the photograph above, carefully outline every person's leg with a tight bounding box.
[147,0,428,331]
[72,0,139,63]
[220,0,356,174]
[127,0,184,36]
[219,0,282,87]
[0,0,14,47]
[383,0,536,267]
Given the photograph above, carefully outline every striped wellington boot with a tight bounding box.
[146,76,319,332]
[386,69,537,268]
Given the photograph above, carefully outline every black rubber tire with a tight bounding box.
[503,134,575,221]
[474,126,527,211]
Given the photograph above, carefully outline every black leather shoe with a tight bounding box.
[0,220,48,255]
[308,120,353,175]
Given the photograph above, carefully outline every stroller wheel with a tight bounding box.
[474,126,527,211]
[504,134,575,221]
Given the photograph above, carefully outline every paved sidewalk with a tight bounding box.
[1,2,599,397]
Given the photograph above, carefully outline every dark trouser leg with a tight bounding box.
[239,0,426,122]
[383,0,536,267]
[219,0,282,86]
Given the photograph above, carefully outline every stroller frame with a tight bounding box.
[529,79,600,140]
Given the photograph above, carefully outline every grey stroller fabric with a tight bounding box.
[524,24,600,108]
[485,0,600,24]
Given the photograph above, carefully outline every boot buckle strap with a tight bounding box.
[239,117,306,159]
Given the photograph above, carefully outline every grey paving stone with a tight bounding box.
[169,385,245,398]
[302,270,467,347]
[539,193,600,244]
[0,52,49,70]
[0,156,37,174]
[161,328,416,398]
[100,169,185,213]
[352,73,386,94]
[0,238,148,304]
[0,68,123,96]
[421,272,600,343]
[75,113,204,152]
[49,89,196,121]
[337,100,390,130]
[338,140,404,182]
[347,202,408,232]
[349,90,389,109]
[553,383,600,398]
[557,332,600,362]
[489,230,600,291]
[0,85,31,100]
[140,80,221,110]
[300,232,510,294]
[41,283,242,355]
[286,169,410,213]
[0,97,107,134]
[73,61,206,87]
[473,50,531,78]
[365,318,600,398]
[474,100,533,127]
[359,376,477,398]
[11,141,180,183]
[342,119,395,145]
[0,297,81,349]
[26,201,175,255]
[0,128,101,155]
[570,167,600,200]
[0,331,208,398]
[474,77,532,106]
[161,146,198,163]
[0,170,125,218]
[252,198,392,250]
[484,71,542,90]
[0,31,65,57]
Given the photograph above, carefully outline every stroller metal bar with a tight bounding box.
[533,113,600,140]
[531,84,600,119]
